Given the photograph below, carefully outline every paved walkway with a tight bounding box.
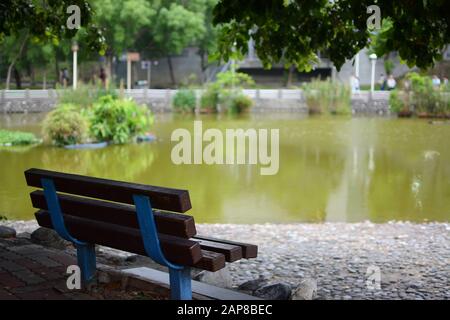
[0,237,93,300]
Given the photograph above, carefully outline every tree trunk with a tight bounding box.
[55,55,60,87]
[286,65,295,88]
[13,67,22,89]
[5,32,29,90]
[43,70,47,89]
[167,55,176,87]
[105,55,113,88]
[199,50,207,84]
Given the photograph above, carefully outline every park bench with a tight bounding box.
[24,168,258,300]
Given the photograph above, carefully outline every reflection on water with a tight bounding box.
[0,113,449,223]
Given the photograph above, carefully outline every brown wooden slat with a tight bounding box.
[30,191,196,238]
[193,238,242,262]
[35,210,201,266]
[194,250,226,272]
[25,168,191,212]
[193,235,258,258]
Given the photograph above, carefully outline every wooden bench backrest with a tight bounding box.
[25,168,192,212]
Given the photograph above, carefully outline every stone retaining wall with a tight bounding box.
[0,91,390,114]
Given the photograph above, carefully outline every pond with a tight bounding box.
[1,112,449,223]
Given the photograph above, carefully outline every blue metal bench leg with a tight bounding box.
[41,178,97,284]
[169,267,192,300]
[76,243,97,283]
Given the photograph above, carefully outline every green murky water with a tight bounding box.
[1,112,449,223]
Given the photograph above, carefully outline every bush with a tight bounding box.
[172,89,196,113]
[57,83,118,109]
[0,130,40,146]
[200,84,219,112]
[89,95,153,144]
[216,69,255,89]
[226,93,253,114]
[406,72,441,114]
[42,104,89,146]
[304,79,351,115]
[389,90,408,113]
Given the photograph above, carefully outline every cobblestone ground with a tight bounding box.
[0,237,95,300]
[2,221,450,300]
[195,222,450,300]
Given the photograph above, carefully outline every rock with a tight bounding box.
[30,227,70,249]
[0,225,16,238]
[124,255,167,272]
[16,232,31,239]
[97,271,111,284]
[291,278,317,300]
[254,283,292,300]
[238,275,269,293]
[194,266,233,289]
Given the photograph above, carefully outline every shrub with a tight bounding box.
[172,89,196,113]
[216,69,255,89]
[389,90,408,113]
[0,130,40,146]
[57,83,118,109]
[226,93,253,114]
[200,84,219,112]
[407,73,439,113]
[42,104,89,146]
[304,79,351,115]
[89,95,153,144]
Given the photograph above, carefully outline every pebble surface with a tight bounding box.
[2,220,449,300]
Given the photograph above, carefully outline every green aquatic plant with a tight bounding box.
[42,104,89,146]
[0,129,40,146]
[89,95,153,144]
[304,79,351,115]
[172,89,197,113]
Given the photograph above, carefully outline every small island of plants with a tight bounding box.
[43,90,154,147]
[0,129,41,147]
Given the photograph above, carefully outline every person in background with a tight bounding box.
[379,74,386,90]
[62,68,70,88]
[99,67,107,88]
[387,74,396,90]
[350,73,360,93]
[443,77,449,86]
[432,75,441,87]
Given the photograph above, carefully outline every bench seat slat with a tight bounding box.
[25,168,191,212]
[35,210,202,266]
[192,238,242,262]
[30,191,196,238]
[193,235,258,258]
[195,250,226,272]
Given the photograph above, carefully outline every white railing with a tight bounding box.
[0,89,393,101]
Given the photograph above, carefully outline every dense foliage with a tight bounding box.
[213,1,449,71]
[57,83,118,109]
[42,104,89,146]
[304,80,351,115]
[172,89,197,112]
[200,84,220,112]
[226,93,253,114]
[0,0,104,50]
[0,129,40,146]
[89,95,153,144]
[388,73,450,116]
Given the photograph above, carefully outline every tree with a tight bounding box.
[195,0,220,83]
[150,1,207,86]
[212,0,450,71]
[0,0,105,88]
[92,0,156,81]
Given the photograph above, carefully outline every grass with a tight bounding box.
[0,129,41,146]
